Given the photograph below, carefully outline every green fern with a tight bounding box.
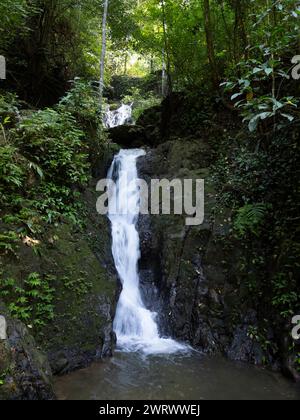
[234,203,270,237]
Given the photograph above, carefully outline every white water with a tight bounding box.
[104,103,133,128]
[107,149,189,355]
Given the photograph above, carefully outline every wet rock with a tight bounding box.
[136,137,280,368]
[227,311,264,365]
[50,352,69,376]
[92,142,120,179]
[0,303,55,400]
[137,139,226,351]
[137,214,163,316]
[282,355,300,383]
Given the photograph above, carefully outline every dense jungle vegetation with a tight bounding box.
[0,0,299,387]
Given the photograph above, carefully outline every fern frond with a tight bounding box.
[234,203,270,237]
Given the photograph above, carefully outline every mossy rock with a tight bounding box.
[0,183,118,375]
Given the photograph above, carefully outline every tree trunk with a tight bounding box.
[162,49,168,97]
[161,0,172,95]
[203,0,219,88]
[124,52,128,75]
[99,0,109,111]
[233,0,248,62]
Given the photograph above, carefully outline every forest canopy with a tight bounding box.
[0,0,299,106]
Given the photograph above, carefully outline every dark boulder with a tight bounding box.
[108,125,150,148]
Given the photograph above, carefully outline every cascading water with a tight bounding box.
[107,149,188,355]
[104,103,133,128]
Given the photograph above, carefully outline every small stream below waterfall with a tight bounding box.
[53,107,300,400]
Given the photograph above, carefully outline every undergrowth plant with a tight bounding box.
[234,203,270,238]
[0,272,55,329]
[0,91,94,233]
[16,108,89,185]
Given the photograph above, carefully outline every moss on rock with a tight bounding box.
[0,182,118,375]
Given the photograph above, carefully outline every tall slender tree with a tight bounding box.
[161,0,172,95]
[233,0,248,62]
[203,0,219,88]
[99,0,109,111]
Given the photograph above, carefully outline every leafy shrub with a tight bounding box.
[0,231,19,256]
[0,145,26,205]
[0,102,92,232]
[58,78,108,169]
[16,108,89,185]
[0,273,55,328]
[59,78,101,124]
[0,1,38,49]
[212,147,270,208]
[242,96,298,132]
[271,272,298,318]
[0,93,20,139]
[0,143,45,210]
[0,145,25,188]
[222,50,300,133]
[212,112,299,346]
[0,92,19,118]
[2,206,42,234]
[33,182,83,225]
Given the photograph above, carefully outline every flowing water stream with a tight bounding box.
[53,107,300,400]
[104,103,133,128]
[107,148,188,355]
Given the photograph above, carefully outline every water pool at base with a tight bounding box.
[54,352,300,400]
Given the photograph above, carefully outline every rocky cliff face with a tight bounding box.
[137,138,275,365]
[0,303,55,400]
[40,185,117,375]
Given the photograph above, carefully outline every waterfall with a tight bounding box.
[107,149,188,355]
[104,103,133,128]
